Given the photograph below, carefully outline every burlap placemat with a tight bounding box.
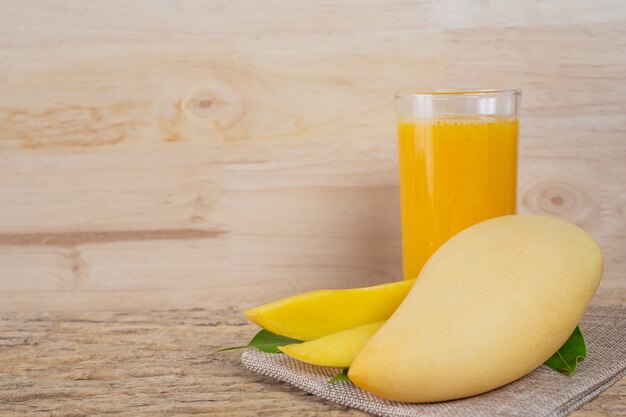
[241,306,626,417]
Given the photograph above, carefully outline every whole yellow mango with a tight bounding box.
[349,215,603,403]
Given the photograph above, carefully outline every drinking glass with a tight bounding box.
[395,89,521,279]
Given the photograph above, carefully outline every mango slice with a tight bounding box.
[245,279,414,340]
[278,321,384,368]
[349,215,603,403]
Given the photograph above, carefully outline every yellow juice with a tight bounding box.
[397,117,518,279]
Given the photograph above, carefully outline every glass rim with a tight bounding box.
[395,89,521,98]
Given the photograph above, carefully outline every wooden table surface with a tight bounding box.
[1,288,624,416]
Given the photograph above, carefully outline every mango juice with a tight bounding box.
[397,117,518,279]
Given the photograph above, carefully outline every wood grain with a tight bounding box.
[0,289,624,416]
[0,0,625,312]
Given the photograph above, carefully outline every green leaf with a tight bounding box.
[327,368,351,384]
[217,329,303,353]
[544,326,586,374]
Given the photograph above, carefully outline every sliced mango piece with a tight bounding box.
[245,279,414,340]
[279,321,384,368]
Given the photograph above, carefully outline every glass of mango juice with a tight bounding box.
[395,90,521,280]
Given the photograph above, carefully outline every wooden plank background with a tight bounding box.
[0,0,624,312]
